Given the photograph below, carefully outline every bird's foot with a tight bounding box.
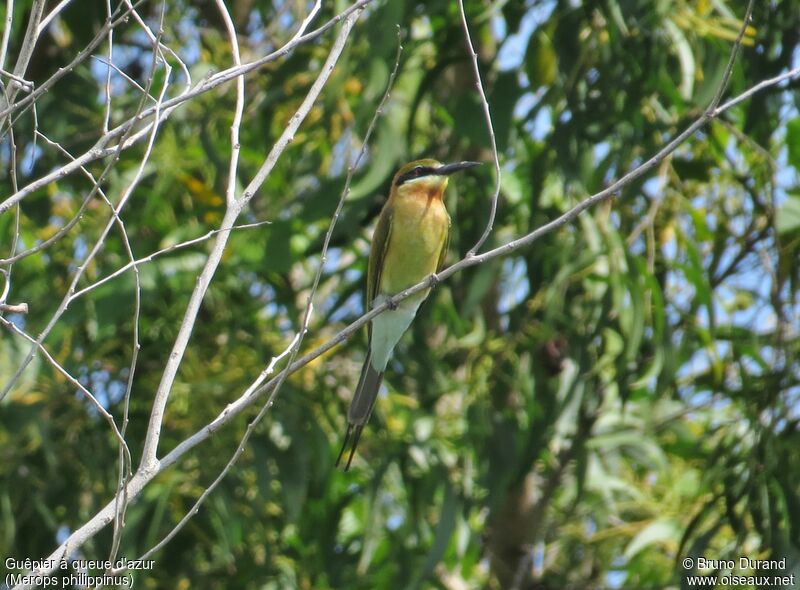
[428,272,440,288]
[385,296,398,311]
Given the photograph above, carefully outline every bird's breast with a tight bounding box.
[380,195,449,296]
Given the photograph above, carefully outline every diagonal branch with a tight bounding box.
[1,0,44,116]
[135,23,404,561]
[15,6,365,586]
[157,0,773,473]
[138,2,361,471]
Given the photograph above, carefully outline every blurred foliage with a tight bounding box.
[1,0,799,588]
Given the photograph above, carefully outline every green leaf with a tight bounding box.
[776,194,800,234]
[786,118,800,171]
[624,519,681,559]
[665,21,695,100]
[409,480,459,589]
[526,31,558,88]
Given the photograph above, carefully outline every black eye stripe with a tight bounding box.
[395,166,434,186]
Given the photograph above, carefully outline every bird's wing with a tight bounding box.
[366,203,394,326]
[334,204,393,471]
[436,212,451,273]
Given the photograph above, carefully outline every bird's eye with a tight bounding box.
[412,166,424,176]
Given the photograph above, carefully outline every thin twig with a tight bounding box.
[218,0,247,207]
[715,66,800,114]
[0,0,143,123]
[457,0,501,256]
[102,0,114,134]
[284,0,323,46]
[0,270,8,304]
[107,1,172,567]
[626,156,671,247]
[91,56,149,97]
[122,0,192,91]
[0,0,14,72]
[37,0,75,35]
[72,221,271,300]
[0,315,131,465]
[706,0,754,112]
[2,122,20,301]
[0,130,109,267]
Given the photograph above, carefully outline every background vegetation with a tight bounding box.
[1,0,799,588]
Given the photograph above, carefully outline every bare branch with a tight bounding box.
[0,315,132,469]
[121,0,192,91]
[37,0,76,35]
[72,221,271,300]
[0,0,375,215]
[0,23,173,401]
[135,21,402,562]
[0,302,27,314]
[138,3,362,471]
[0,0,143,124]
[284,0,323,46]
[715,66,800,114]
[707,0,754,112]
[102,0,114,133]
[217,0,247,207]
[16,8,364,584]
[0,0,14,72]
[2,0,44,112]
[1,124,21,288]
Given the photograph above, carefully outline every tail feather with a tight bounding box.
[336,353,384,470]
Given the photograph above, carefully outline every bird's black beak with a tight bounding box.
[436,161,482,176]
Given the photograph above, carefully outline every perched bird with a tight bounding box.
[336,159,480,470]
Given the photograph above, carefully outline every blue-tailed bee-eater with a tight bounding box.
[336,159,480,470]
